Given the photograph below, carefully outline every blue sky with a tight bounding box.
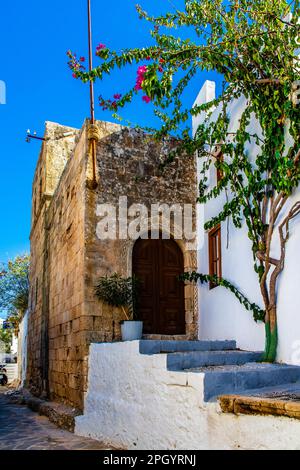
[0,0,222,263]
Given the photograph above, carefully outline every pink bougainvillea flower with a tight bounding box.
[142,95,151,103]
[96,43,106,51]
[80,56,85,62]
[135,78,144,90]
[135,65,147,91]
[72,73,77,79]
[159,58,165,64]
[137,65,147,75]
[113,93,122,100]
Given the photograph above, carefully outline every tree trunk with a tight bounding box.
[261,200,300,362]
[263,306,278,362]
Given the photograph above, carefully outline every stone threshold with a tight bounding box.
[219,394,300,420]
[5,388,81,432]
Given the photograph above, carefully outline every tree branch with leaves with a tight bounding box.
[0,255,30,333]
[69,0,300,361]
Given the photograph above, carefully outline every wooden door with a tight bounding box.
[132,237,185,335]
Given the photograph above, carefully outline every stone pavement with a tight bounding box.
[0,389,112,450]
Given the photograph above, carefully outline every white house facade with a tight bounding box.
[194,80,300,365]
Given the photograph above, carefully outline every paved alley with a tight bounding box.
[0,390,111,450]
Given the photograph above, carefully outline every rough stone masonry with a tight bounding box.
[27,119,197,410]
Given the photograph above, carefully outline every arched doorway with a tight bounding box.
[132,237,185,335]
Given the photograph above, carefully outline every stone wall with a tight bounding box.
[27,120,198,410]
[85,121,198,343]
[46,127,87,408]
[27,199,47,395]
[27,121,82,403]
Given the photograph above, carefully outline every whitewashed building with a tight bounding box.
[194,80,300,365]
[18,311,28,387]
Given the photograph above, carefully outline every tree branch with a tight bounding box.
[256,251,279,266]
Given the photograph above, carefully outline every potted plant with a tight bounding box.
[95,273,142,341]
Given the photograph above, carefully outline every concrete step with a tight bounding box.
[219,381,300,419]
[166,350,262,371]
[188,363,300,402]
[223,381,300,399]
[139,339,236,355]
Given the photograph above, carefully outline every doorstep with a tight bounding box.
[142,334,193,341]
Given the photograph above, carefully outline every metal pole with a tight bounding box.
[26,135,46,142]
[87,0,97,188]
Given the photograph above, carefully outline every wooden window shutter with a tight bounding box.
[208,224,222,289]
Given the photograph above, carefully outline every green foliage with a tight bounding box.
[0,255,30,330]
[0,327,12,354]
[181,272,265,322]
[72,1,299,278]
[95,273,140,321]
[71,1,300,358]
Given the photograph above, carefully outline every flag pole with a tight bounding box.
[87,0,98,188]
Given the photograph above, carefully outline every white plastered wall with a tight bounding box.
[194,81,300,363]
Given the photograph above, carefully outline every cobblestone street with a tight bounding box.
[0,390,110,450]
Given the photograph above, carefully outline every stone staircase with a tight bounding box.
[75,339,300,449]
[139,339,300,403]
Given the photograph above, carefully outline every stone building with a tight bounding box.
[27,120,197,409]
[73,81,300,452]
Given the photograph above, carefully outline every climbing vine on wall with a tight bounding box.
[181,272,265,322]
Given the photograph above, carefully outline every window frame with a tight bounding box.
[208,224,222,290]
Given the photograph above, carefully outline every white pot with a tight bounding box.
[121,321,143,341]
